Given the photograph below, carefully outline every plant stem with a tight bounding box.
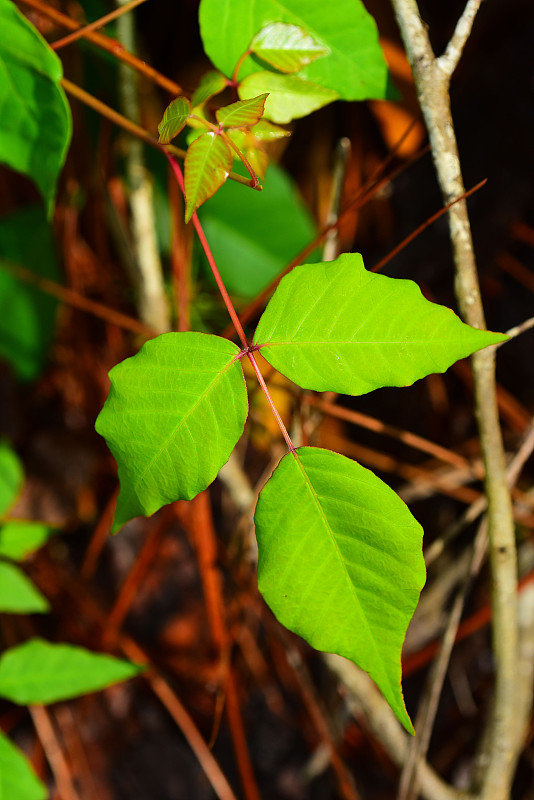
[51,0,148,50]
[189,116,261,189]
[390,1,520,797]
[246,352,296,454]
[232,49,252,85]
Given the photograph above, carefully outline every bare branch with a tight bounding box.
[437,0,486,78]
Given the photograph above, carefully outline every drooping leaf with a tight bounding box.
[198,163,317,298]
[0,520,57,561]
[248,119,291,142]
[0,0,72,215]
[254,253,508,395]
[157,96,192,144]
[239,72,338,124]
[184,132,233,221]
[250,22,329,73]
[191,70,228,108]
[227,129,269,179]
[0,639,143,705]
[199,0,393,102]
[0,562,49,613]
[216,93,268,129]
[95,332,248,532]
[255,446,425,732]
[0,206,60,381]
[0,732,47,800]
[0,443,23,517]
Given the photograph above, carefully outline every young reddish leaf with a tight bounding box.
[250,22,329,73]
[216,94,269,129]
[254,253,509,394]
[239,73,338,124]
[191,70,228,108]
[184,132,233,222]
[158,96,192,144]
[95,332,248,532]
[227,129,269,178]
[255,446,425,734]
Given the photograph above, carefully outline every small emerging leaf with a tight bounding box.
[216,93,269,129]
[239,72,338,124]
[0,562,49,613]
[227,129,269,178]
[0,520,57,561]
[255,446,425,733]
[249,119,291,142]
[0,639,144,705]
[158,96,192,144]
[192,70,228,108]
[184,132,233,221]
[250,22,329,73]
[95,332,248,532]
[0,443,24,517]
[254,253,509,394]
[0,732,47,800]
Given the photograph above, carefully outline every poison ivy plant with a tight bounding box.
[0,0,72,216]
[0,444,143,791]
[96,252,507,732]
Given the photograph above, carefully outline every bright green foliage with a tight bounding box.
[254,253,508,394]
[239,72,338,124]
[216,94,269,128]
[0,638,143,705]
[199,0,392,108]
[0,520,56,561]
[158,96,192,144]
[250,22,329,73]
[0,0,71,216]
[247,120,290,142]
[191,70,228,108]
[184,132,233,222]
[0,206,60,381]
[95,332,248,532]
[255,447,425,733]
[198,163,317,298]
[0,443,23,516]
[0,732,47,800]
[0,561,49,613]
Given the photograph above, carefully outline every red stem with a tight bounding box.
[246,352,296,454]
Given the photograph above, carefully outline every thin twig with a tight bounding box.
[436,0,486,77]
[30,706,82,800]
[51,0,148,50]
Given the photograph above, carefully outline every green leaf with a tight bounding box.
[227,129,269,179]
[95,332,248,532]
[254,253,508,395]
[216,93,268,129]
[157,96,192,144]
[250,22,329,73]
[198,163,317,298]
[248,119,291,142]
[255,446,425,732]
[0,206,60,381]
[191,70,228,108]
[0,732,47,800]
[0,443,23,517]
[0,0,72,215]
[0,520,57,561]
[199,0,392,101]
[239,72,338,124]
[0,562,49,613]
[0,639,144,704]
[184,132,233,222]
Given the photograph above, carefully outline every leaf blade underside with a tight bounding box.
[253,253,508,394]
[254,446,425,732]
[184,132,233,221]
[216,93,268,128]
[158,95,192,144]
[95,332,248,532]
[249,22,329,73]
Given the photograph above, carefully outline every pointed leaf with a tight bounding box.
[192,70,228,108]
[255,446,425,732]
[249,119,291,142]
[0,732,47,800]
[250,22,329,73]
[0,443,23,517]
[0,562,49,613]
[199,0,393,101]
[216,93,268,129]
[254,253,508,395]
[0,0,72,216]
[227,130,269,179]
[239,73,338,124]
[0,639,144,705]
[184,132,233,221]
[95,332,248,532]
[158,96,192,144]
[0,520,57,561]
